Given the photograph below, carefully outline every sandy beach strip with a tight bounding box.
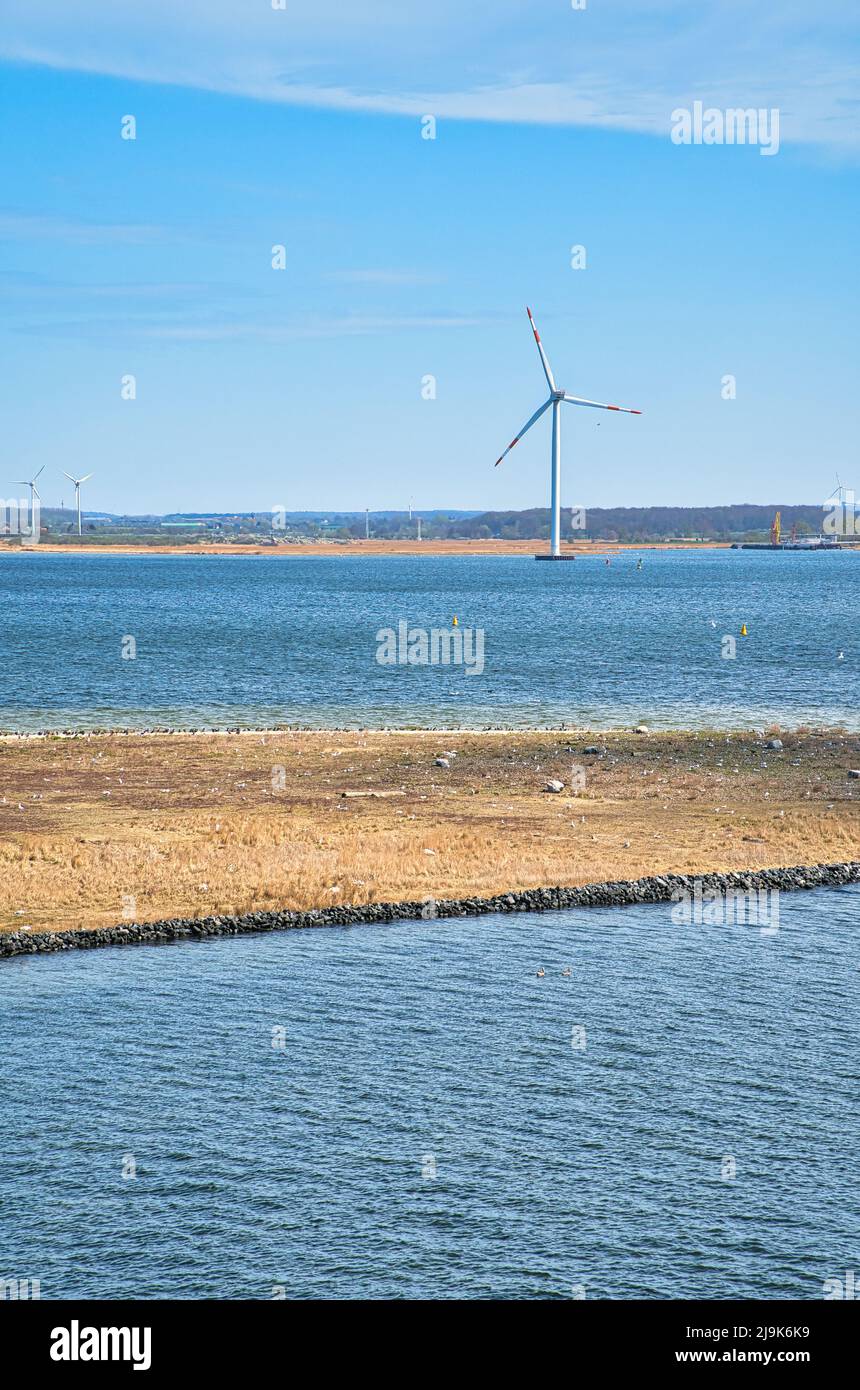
[1,538,731,557]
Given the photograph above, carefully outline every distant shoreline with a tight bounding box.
[0,538,732,557]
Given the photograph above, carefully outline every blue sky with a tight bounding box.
[0,1,857,514]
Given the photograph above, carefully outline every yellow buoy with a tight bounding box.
[740,623,748,636]
[452,615,458,626]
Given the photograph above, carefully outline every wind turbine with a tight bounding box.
[829,471,857,537]
[494,308,642,559]
[16,465,44,541]
[62,471,93,536]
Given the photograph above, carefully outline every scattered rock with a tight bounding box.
[583,745,606,756]
[340,789,405,799]
[766,738,784,750]
[848,769,860,779]
[634,725,650,734]
[434,757,450,768]
[543,779,565,793]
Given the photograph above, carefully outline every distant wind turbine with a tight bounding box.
[831,472,852,508]
[62,471,94,536]
[16,465,44,541]
[494,308,642,559]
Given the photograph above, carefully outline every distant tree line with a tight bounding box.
[27,503,833,545]
[410,504,828,542]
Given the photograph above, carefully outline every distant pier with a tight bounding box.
[731,540,860,550]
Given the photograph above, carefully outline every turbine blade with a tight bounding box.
[79,473,93,483]
[526,307,556,393]
[563,394,642,415]
[62,471,77,483]
[494,398,552,467]
[33,465,45,481]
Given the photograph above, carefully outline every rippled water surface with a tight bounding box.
[2,885,858,1299]
[0,550,857,729]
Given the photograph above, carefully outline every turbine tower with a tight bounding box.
[16,465,44,541]
[62,471,93,536]
[494,308,642,559]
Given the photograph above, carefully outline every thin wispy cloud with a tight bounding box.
[1,1,858,151]
[0,211,166,245]
[7,311,487,343]
[143,314,483,340]
[326,269,445,286]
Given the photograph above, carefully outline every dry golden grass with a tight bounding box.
[1,728,858,934]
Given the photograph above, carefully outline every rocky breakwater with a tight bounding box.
[2,862,859,959]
